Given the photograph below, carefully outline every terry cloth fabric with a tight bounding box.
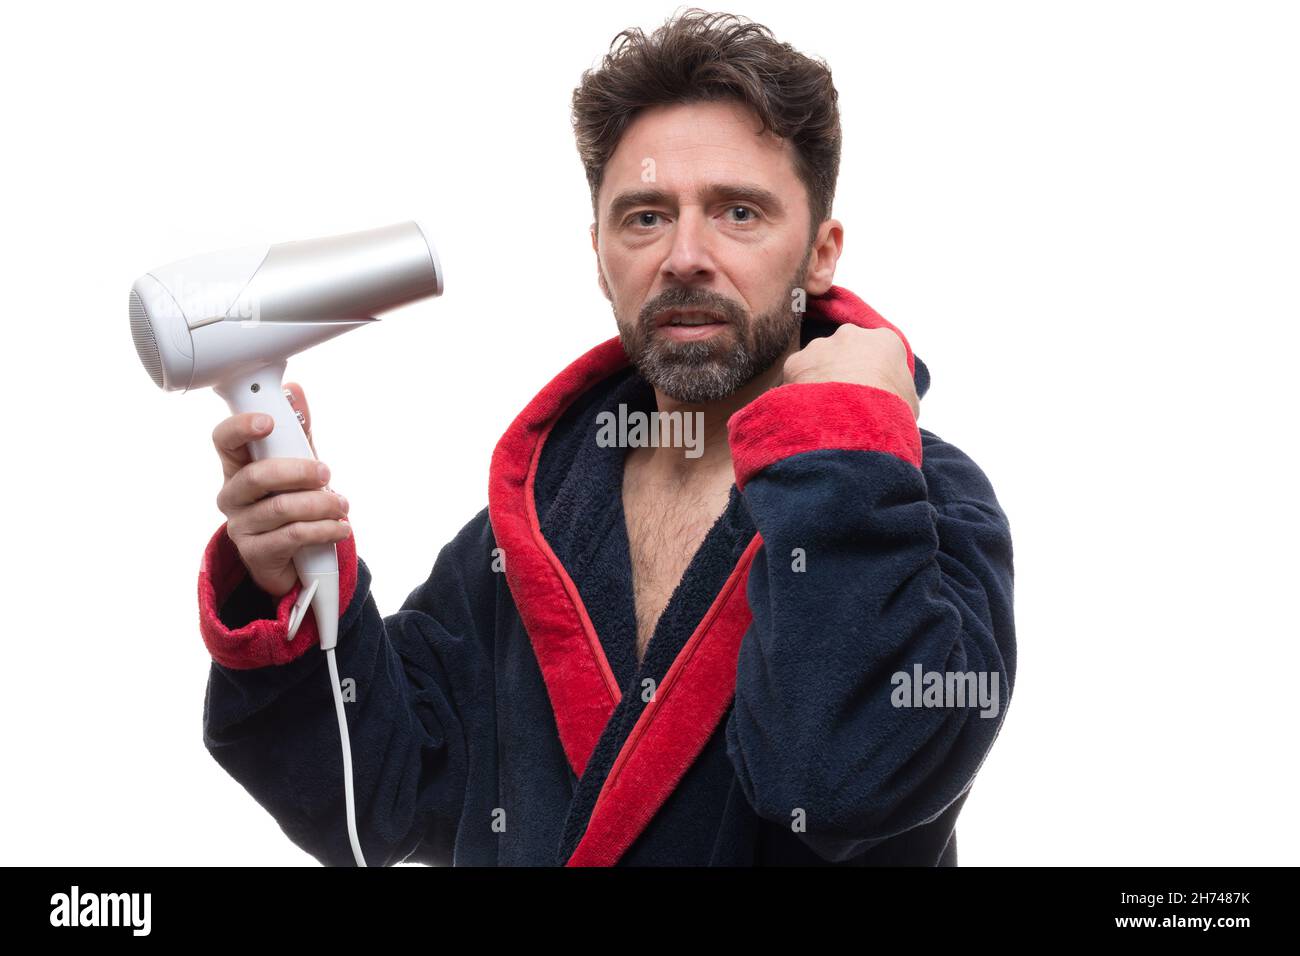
[196,284,1015,866]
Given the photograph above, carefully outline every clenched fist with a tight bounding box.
[781,324,920,420]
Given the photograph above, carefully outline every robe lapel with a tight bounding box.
[488,334,760,865]
[565,534,763,866]
[488,339,627,778]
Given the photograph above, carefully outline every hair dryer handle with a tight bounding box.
[213,359,340,649]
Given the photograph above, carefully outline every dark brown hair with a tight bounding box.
[572,8,841,246]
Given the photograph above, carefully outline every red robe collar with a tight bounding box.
[486,285,913,865]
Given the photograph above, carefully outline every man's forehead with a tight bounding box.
[598,101,798,215]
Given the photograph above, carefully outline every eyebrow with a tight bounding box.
[605,183,786,226]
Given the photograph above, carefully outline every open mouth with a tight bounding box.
[655,310,727,327]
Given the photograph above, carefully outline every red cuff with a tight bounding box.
[727,381,922,491]
[197,521,359,670]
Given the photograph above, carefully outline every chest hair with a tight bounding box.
[622,471,732,662]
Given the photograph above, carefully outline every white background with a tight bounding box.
[2,0,1295,866]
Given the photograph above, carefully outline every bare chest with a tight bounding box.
[622,468,732,664]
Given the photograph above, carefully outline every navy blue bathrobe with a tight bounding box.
[196,284,1016,866]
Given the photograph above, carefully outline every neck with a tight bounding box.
[632,335,801,486]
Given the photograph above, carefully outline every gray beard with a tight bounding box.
[615,257,811,404]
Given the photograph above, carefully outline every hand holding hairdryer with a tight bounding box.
[212,381,350,600]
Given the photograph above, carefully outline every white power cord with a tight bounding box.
[325,646,367,867]
[288,568,367,866]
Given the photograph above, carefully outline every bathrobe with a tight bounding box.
[196,284,1016,866]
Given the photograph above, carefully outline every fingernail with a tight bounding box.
[253,414,271,431]
[338,494,349,511]
[317,462,330,483]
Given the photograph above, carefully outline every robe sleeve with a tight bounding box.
[723,380,1016,862]
[196,509,496,866]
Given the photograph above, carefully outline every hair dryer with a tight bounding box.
[129,220,442,647]
[129,220,444,866]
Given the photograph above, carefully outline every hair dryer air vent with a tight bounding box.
[130,289,164,388]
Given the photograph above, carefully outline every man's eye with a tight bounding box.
[625,207,760,228]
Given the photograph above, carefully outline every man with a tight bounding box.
[200,9,1015,866]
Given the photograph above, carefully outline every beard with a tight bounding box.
[613,246,812,404]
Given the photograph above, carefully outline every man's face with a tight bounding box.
[591,98,837,403]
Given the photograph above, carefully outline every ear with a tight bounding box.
[802,219,844,296]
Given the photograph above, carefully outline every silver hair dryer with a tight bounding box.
[129,221,443,652]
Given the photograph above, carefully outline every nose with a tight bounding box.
[660,205,716,284]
